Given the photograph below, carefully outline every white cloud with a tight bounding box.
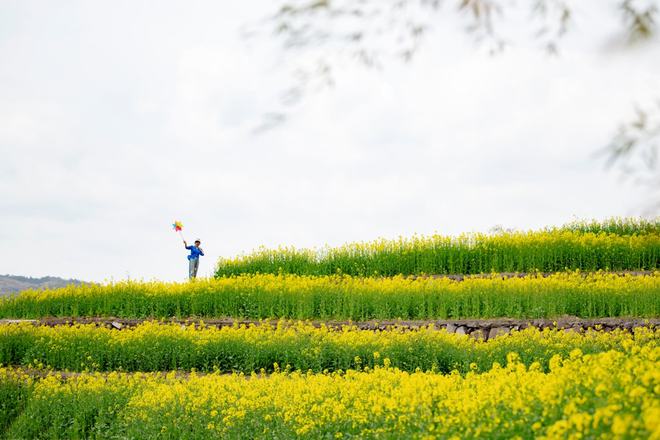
[0,0,657,282]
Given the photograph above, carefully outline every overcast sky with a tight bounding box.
[1,1,659,282]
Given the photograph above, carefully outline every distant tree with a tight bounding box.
[251,0,659,211]
[603,101,660,214]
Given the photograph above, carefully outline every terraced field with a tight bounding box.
[216,218,659,277]
[1,272,657,320]
[0,219,658,439]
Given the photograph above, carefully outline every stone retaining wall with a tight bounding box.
[1,317,656,342]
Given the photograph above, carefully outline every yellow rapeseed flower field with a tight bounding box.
[215,225,660,277]
[1,219,658,438]
[1,342,658,439]
[1,271,658,319]
[0,321,657,374]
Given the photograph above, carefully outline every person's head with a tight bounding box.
[194,239,201,246]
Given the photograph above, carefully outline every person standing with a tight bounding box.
[184,239,204,279]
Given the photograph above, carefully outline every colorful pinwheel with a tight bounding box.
[172,220,185,240]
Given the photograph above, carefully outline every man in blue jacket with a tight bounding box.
[183,239,204,279]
